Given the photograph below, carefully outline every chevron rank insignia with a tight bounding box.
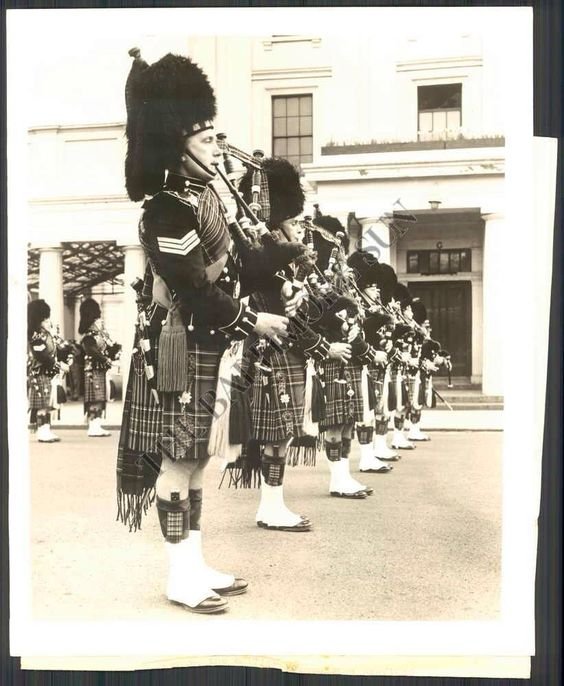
[157,229,201,256]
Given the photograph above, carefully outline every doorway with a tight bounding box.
[408,280,472,378]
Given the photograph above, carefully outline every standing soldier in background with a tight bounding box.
[79,298,120,438]
[27,299,70,443]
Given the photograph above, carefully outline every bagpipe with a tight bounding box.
[213,134,329,359]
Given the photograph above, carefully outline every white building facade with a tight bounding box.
[28,32,506,395]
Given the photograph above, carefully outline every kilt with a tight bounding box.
[125,347,162,454]
[28,373,53,412]
[251,349,306,444]
[160,344,223,461]
[319,359,364,429]
[84,368,107,406]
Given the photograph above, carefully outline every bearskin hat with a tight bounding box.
[239,157,304,229]
[421,338,441,360]
[411,297,427,325]
[125,51,217,201]
[393,283,412,311]
[393,323,413,342]
[363,311,393,346]
[374,263,397,305]
[27,299,51,341]
[314,294,359,335]
[78,298,102,335]
[346,250,380,290]
[313,214,350,253]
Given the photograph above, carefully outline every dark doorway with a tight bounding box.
[408,280,472,377]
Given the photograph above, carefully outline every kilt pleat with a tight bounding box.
[84,369,107,404]
[251,349,306,444]
[125,348,162,454]
[28,373,53,412]
[160,344,223,461]
[319,359,364,429]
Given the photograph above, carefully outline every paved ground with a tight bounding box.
[29,430,502,622]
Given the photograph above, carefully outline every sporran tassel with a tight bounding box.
[156,307,187,392]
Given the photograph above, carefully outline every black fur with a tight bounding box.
[125,53,216,201]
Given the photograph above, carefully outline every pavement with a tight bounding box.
[30,429,502,622]
[51,400,504,431]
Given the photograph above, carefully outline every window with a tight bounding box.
[417,84,462,140]
[407,248,471,275]
[272,95,313,167]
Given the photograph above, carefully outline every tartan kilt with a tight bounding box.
[122,344,162,455]
[319,359,364,429]
[84,368,107,405]
[251,348,306,444]
[28,373,53,412]
[160,344,223,461]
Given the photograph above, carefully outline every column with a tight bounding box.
[120,244,146,393]
[481,213,505,396]
[358,216,391,265]
[38,245,64,333]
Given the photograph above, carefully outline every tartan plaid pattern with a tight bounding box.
[125,344,162,454]
[160,344,223,461]
[84,369,107,404]
[319,359,364,429]
[28,373,53,412]
[165,511,185,543]
[250,349,306,443]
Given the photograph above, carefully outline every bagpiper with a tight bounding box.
[116,50,289,614]
[310,213,374,499]
[27,300,71,443]
[79,298,121,438]
[237,158,346,530]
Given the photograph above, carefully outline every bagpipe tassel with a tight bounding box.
[208,341,243,464]
[156,307,187,393]
[302,358,319,437]
[360,365,375,425]
[395,372,405,413]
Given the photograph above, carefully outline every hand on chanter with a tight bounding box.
[254,312,289,346]
[282,286,308,319]
[346,323,360,343]
[328,342,352,362]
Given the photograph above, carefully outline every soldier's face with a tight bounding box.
[364,284,380,302]
[181,128,221,181]
[280,216,305,243]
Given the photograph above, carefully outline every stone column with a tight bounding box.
[481,213,505,396]
[120,244,146,393]
[357,216,391,265]
[38,245,64,333]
